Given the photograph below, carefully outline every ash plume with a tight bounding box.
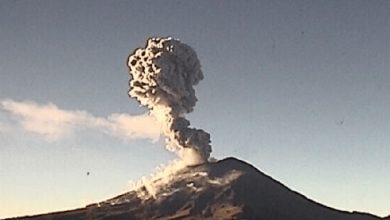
[127,37,212,164]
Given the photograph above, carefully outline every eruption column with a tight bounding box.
[128,37,211,164]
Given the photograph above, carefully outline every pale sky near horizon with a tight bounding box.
[1,0,389,218]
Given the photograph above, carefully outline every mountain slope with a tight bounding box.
[5,157,385,220]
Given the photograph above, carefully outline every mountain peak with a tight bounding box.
[5,157,386,220]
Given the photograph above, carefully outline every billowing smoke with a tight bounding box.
[127,37,212,164]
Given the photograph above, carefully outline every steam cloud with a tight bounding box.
[128,37,211,164]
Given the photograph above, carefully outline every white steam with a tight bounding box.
[129,159,191,199]
[125,160,241,202]
[127,37,212,163]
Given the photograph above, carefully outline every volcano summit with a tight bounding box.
[4,38,388,220]
[5,157,388,220]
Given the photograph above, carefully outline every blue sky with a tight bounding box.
[0,0,389,218]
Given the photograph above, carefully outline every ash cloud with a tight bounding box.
[128,37,211,164]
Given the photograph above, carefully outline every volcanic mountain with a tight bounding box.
[5,157,388,220]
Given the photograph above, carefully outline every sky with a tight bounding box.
[0,0,389,218]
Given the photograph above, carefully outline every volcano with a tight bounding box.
[4,157,388,220]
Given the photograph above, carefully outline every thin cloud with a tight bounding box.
[0,99,161,142]
[104,113,161,141]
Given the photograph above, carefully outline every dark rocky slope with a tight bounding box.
[4,157,386,220]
